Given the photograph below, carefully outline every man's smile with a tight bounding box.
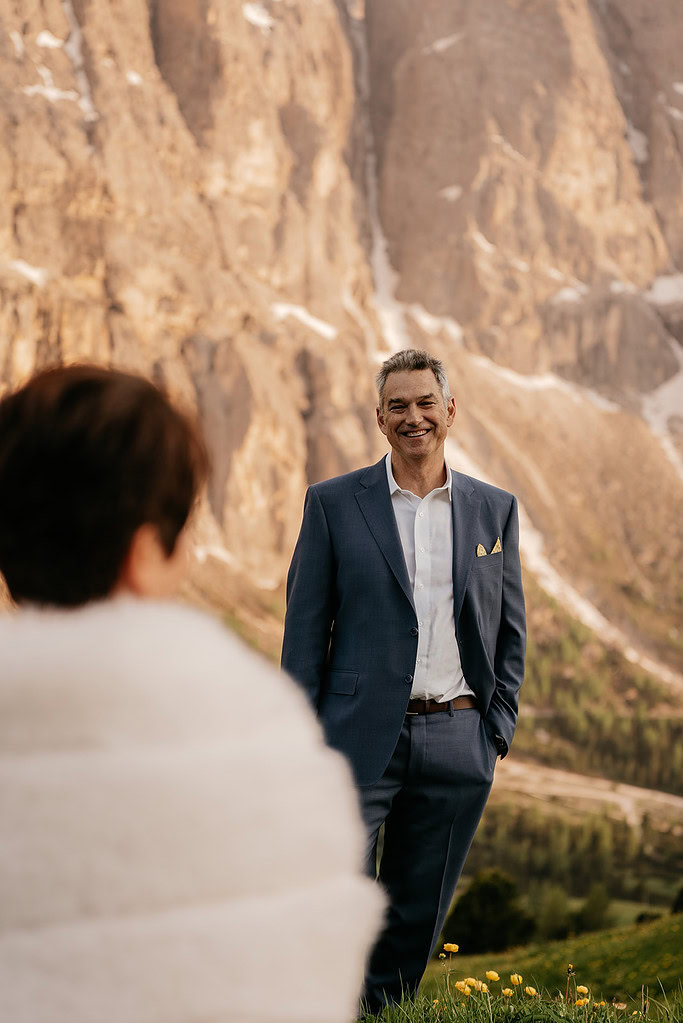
[402,429,430,437]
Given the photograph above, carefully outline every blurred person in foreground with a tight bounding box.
[0,364,383,1023]
[282,349,525,1014]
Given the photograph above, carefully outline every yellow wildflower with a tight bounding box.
[455,981,471,995]
[576,998,589,1007]
[486,970,500,982]
[481,983,489,994]
[465,977,483,991]
[525,986,538,997]
[433,999,439,1005]
[568,964,574,973]
[511,973,523,986]
[599,1002,606,1008]
[577,986,589,995]
[443,942,459,953]
[502,988,513,997]
[438,953,446,960]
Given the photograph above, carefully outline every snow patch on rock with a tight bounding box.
[407,304,463,343]
[10,31,25,57]
[645,274,683,305]
[349,12,410,353]
[438,184,463,202]
[9,260,49,287]
[62,0,98,122]
[626,122,649,164]
[609,280,637,295]
[242,3,275,32]
[511,258,530,273]
[472,231,496,255]
[550,284,589,304]
[272,303,338,341]
[341,286,379,359]
[37,31,64,48]
[490,133,534,170]
[422,33,464,56]
[195,543,279,590]
[469,353,620,413]
[22,66,78,105]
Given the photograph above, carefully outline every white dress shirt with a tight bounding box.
[385,453,475,702]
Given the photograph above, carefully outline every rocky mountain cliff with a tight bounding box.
[1,0,681,726]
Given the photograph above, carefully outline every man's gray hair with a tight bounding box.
[376,349,451,409]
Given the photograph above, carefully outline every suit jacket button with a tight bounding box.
[404,674,413,684]
[410,627,418,636]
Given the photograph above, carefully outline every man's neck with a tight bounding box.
[390,452,448,499]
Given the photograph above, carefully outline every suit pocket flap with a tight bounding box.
[473,552,503,570]
[327,669,359,695]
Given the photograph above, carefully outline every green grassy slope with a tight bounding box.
[423,914,683,1001]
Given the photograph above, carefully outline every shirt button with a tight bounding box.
[420,546,425,553]
[417,657,421,664]
[410,627,418,636]
[419,512,424,518]
[404,674,413,684]
[418,583,424,590]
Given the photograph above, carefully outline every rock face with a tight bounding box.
[0,0,681,685]
[365,0,682,384]
[0,0,384,616]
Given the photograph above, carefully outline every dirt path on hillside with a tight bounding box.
[493,757,683,829]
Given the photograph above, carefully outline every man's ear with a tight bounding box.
[117,523,187,598]
[376,405,388,436]
[446,396,456,427]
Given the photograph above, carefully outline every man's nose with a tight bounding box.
[405,405,423,424]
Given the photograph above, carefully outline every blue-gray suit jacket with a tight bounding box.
[281,457,526,787]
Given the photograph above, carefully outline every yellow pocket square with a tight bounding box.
[476,538,502,557]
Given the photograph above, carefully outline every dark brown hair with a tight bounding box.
[0,365,208,607]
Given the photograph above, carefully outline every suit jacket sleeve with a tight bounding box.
[281,485,335,710]
[487,495,526,755]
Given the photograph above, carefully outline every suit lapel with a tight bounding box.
[355,459,415,611]
[451,471,481,621]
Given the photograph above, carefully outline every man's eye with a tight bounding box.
[389,405,406,412]
[419,401,434,407]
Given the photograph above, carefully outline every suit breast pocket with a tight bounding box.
[326,669,359,695]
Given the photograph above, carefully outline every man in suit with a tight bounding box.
[282,349,525,1013]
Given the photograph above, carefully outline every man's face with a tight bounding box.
[376,368,456,461]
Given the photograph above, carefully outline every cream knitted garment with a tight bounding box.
[0,598,384,1023]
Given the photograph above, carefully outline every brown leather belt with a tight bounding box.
[406,695,478,715]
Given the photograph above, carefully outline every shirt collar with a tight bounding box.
[385,452,452,499]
